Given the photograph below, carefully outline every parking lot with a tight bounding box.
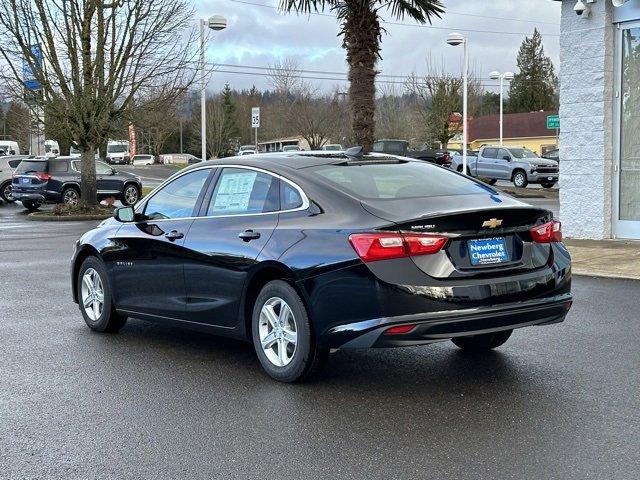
[1,201,638,479]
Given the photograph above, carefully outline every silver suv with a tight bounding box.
[0,155,27,202]
[451,146,559,188]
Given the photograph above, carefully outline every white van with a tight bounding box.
[0,141,20,156]
[45,140,60,157]
[106,140,130,164]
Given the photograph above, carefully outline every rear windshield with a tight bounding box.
[312,161,494,199]
[15,160,48,174]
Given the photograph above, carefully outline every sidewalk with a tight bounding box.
[564,239,640,280]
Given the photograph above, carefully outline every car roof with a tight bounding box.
[188,151,406,173]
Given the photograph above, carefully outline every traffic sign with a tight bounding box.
[251,107,260,128]
[546,114,560,129]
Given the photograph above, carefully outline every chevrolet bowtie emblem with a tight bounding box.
[482,218,503,228]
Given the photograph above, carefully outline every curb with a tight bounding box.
[27,212,111,221]
[572,270,640,281]
[499,188,558,199]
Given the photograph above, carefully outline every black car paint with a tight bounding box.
[12,157,141,204]
[71,154,571,349]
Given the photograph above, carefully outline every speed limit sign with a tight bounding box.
[251,107,260,128]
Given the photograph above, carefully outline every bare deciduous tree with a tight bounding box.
[0,0,199,207]
[406,61,481,149]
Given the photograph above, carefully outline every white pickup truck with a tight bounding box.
[450,145,559,188]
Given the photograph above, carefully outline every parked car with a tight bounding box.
[0,140,20,156]
[132,154,155,166]
[238,144,255,154]
[452,145,559,188]
[322,144,343,151]
[282,145,302,152]
[105,140,130,165]
[0,155,27,202]
[542,149,560,162]
[238,149,257,156]
[70,152,572,382]
[372,139,452,166]
[12,157,142,211]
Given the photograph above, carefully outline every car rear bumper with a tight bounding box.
[12,189,61,203]
[325,293,572,349]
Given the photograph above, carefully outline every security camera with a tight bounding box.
[574,0,587,15]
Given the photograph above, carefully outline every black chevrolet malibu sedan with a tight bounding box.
[71,151,572,382]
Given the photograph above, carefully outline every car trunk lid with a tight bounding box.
[360,193,554,278]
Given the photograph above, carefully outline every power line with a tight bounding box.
[225,0,560,37]
[214,61,511,82]
[208,67,531,89]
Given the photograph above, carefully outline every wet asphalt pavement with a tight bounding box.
[1,201,638,479]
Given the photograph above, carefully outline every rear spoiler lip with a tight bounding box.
[362,202,550,223]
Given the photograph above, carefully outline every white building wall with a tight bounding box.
[559,0,614,239]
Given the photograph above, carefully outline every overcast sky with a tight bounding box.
[195,0,561,94]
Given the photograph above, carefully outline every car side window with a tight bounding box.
[48,161,68,173]
[8,159,21,168]
[497,149,510,160]
[144,169,210,220]
[281,181,303,210]
[95,161,112,174]
[207,168,279,216]
[483,148,497,158]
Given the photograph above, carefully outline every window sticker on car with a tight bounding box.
[212,171,258,212]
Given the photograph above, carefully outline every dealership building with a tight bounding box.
[558,0,640,239]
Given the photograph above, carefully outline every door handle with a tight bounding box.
[165,230,184,241]
[238,230,261,241]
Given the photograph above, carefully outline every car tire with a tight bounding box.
[22,200,42,211]
[62,186,80,205]
[512,170,528,188]
[1,180,14,202]
[541,182,556,189]
[121,184,140,206]
[451,329,513,352]
[77,256,127,333]
[251,280,328,382]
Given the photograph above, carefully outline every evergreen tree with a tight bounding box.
[221,83,239,155]
[507,29,558,113]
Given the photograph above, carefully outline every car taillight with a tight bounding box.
[349,232,448,262]
[530,220,562,243]
[35,172,52,181]
[385,324,416,335]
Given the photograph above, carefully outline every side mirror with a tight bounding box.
[502,155,511,161]
[110,168,117,175]
[114,206,135,222]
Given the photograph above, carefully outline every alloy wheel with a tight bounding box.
[124,185,139,205]
[514,173,526,187]
[81,268,104,322]
[3,183,13,201]
[258,297,298,367]
[63,189,79,205]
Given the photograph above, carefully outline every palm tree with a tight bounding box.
[279,0,444,151]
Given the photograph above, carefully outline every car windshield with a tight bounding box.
[15,160,47,174]
[312,161,494,199]
[107,144,128,153]
[508,148,538,159]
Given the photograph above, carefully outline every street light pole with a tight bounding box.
[447,32,468,175]
[200,19,206,162]
[199,15,227,162]
[489,71,514,146]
